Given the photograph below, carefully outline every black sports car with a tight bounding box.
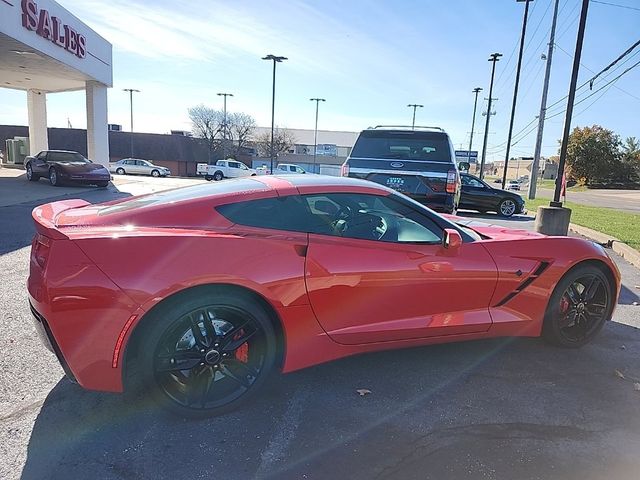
[25,150,111,187]
[459,173,525,217]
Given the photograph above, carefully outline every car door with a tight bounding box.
[137,160,152,175]
[460,174,497,211]
[32,151,48,175]
[302,192,498,345]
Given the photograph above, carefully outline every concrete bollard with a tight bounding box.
[534,205,572,236]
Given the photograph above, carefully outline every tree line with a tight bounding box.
[187,105,296,161]
[567,125,640,186]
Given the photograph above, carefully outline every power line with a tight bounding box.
[587,38,640,88]
[591,0,640,12]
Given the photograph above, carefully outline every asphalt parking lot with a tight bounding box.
[1,172,640,480]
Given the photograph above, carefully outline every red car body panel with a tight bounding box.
[27,176,621,393]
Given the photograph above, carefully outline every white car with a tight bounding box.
[507,180,521,191]
[276,163,306,174]
[110,158,171,177]
[204,159,257,181]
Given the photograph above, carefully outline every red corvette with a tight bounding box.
[28,175,620,417]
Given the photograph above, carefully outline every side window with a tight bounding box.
[37,152,47,160]
[302,193,442,243]
[462,176,484,188]
[216,196,310,232]
[229,162,240,169]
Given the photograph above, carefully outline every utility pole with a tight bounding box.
[468,87,482,169]
[407,104,423,129]
[553,0,589,205]
[529,0,560,199]
[479,53,502,179]
[262,54,287,174]
[310,98,326,173]
[501,0,533,190]
[217,92,233,158]
[123,88,140,157]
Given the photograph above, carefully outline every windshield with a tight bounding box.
[351,130,451,161]
[47,151,89,163]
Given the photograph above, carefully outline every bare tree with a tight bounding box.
[228,112,256,156]
[188,105,224,157]
[256,128,297,157]
[188,105,257,159]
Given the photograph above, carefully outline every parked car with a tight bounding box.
[204,159,257,181]
[28,175,619,418]
[342,126,461,213]
[459,173,525,217]
[507,180,521,191]
[110,158,171,177]
[276,163,306,174]
[25,150,110,187]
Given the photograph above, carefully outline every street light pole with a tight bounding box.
[529,0,560,200]
[217,92,233,158]
[479,53,502,179]
[262,54,287,174]
[310,98,325,173]
[123,88,140,157]
[468,87,483,170]
[553,0,590,205]
[501,0,533,190]
[407,104,423,129]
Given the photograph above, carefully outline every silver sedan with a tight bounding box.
[109,158,171,177]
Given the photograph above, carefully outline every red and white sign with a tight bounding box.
[21,0,86,58]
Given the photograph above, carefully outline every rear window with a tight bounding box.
[350,130,452,162]
[216,196,309,231]
[97,178,268,216]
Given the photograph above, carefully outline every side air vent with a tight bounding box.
[494,261,550,307]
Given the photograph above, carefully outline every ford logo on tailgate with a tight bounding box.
[390,162,404,168]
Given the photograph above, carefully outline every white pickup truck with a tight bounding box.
[196,159,257,181]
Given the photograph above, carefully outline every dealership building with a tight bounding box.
[0,0,113,165]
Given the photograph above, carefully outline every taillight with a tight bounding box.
[446,170,458,194]
[33,233,51,268]
[341,163,349,177]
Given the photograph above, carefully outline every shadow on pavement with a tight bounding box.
[619,285,640,305]
[22,322,640,480]
[0,181,131,256]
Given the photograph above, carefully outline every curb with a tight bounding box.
[569,223,640,269]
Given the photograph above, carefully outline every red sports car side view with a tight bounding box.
[28,175,621,417]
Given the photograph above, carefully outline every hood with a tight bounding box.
[54,161,108,172]
[444,215,544,241]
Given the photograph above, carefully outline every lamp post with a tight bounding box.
[262,54,287,174]
[310,98,325,173]
[407,104,423,129]
[468,87,483,170]
[217,92,233,158]
[123,88,140,157]
[479,53,502,179]
[501,0,534,190]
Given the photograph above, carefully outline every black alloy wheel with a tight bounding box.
[543,265,614,347]
[134,290,277,417]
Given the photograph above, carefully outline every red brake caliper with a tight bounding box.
[233,329,249,363]
[560,296,569,314]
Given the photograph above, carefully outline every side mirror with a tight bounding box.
[442,228,462,252]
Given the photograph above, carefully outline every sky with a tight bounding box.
[1,0,639,163]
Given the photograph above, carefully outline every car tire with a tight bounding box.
[49,168,60,187]
[542,264,614,348]
[97,181,109,188]
[131,288,278,418]
[26,163,39,182]
[213,171,224,181]
[204,175,213,181]
[151,169,160,177]
[498,198,516,217]
[116,168,125,175]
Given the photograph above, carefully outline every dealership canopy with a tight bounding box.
[0,0,113,164]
